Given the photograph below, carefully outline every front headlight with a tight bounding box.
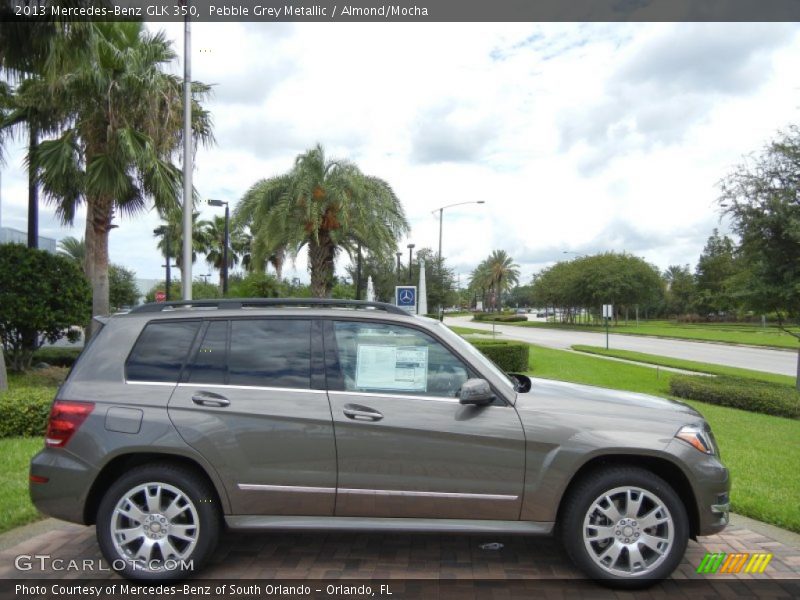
[675,424,717,455]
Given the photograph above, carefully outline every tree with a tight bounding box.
[33,23,212,329]
[235,145,409,297]
[530,253,664,323]
[485,250,520,310]
[719,125,800,388]
[58,237,137,310]
[154,209,212,281]
[204,215,239,289]
[0,345,6,392]
[57,235,85,265]
[663,264,696,317]
[694,229,741,317]
[109,264,139,310]
[0,244,91,371]
[0,18,64,248]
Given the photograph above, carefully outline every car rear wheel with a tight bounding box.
[560,466,688,588]
[96,464,220,580]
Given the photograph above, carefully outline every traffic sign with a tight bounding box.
[395,286,417,313]
[155,291,166,303]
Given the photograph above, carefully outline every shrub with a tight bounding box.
[0,387,54,438]
[670,375,800,419]
[470,339,530,372]
[0,244,91,371]
[31,347,82,368]
[472,313,527,323]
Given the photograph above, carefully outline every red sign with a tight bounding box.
[155,291,166,303]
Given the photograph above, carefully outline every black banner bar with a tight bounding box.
[4,0,800,23]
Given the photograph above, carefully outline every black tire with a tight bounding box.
[559,466,689,589]
[96,463,221,580]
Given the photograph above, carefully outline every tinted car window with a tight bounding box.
[228,319,311,388]
[332,321,470,397]
[126,321,200,383]
[186,320,228,384]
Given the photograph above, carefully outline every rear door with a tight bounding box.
[325,319,526,520]
[167,318,336,516]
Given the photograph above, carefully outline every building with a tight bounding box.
[0,227,57,253]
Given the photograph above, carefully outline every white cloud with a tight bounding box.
[2,22,799,286]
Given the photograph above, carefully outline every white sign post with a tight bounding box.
[602,304,613,349]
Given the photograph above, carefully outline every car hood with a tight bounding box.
[516,377,702,425]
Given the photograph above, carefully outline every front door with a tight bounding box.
[168,318,336,516]
[325,319,525,520]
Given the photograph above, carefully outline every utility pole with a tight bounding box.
[181,4,193,300]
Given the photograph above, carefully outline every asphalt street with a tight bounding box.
[445,316,797,377]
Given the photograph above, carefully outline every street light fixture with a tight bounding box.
[198,273,211,283]
[396,251,403,274]
[208,199,230,295]
[432,200,485,320]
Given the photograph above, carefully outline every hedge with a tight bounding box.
[472,313,528,323]
[670,375,800,420]
[31,347,82,368]
[470,339,530,372]
[0,387,53,438]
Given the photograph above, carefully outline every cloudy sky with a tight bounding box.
[2,22,800,285]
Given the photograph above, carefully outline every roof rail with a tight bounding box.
[129,298,409,316]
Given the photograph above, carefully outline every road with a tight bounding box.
[445,316,797,377]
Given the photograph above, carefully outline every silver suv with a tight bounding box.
[29,299,729,587]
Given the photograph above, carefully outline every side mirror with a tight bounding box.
[508,373,532,393]
[458,378,495,406]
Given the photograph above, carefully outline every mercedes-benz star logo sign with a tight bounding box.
[399,289,414,303]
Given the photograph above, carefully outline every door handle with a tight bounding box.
[191,392,230,407]
[343,404,383,421]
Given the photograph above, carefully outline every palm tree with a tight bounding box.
[154,209,212,282]
[57,236,86,265]
[32,23,212,326]
[469,260,493,310]
[485,250,520,310]
[204,215,239,288]
[235,145,409,297]
[0,21,65,248]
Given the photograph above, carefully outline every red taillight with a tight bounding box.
[29,474,49,484]
[45,401,94,448]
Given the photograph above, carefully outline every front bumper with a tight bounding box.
[666,439,730,536]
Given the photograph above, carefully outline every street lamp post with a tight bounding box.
[407,243,415,285]
[396,251,402,275]
[432,200,485,320]
[154,226,171,300]
[208,199,229,295]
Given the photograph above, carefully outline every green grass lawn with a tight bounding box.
[505,319,800,350]
[449,326,502,336]
[571,345,797,386]
[525,344,800,533]
[0,437,44,534]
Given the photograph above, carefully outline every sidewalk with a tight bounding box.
[0,513,797,584]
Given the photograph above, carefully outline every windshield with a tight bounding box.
[429,319,517,393]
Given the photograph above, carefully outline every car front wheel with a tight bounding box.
[560,466,689,588]
[96,464,221,580]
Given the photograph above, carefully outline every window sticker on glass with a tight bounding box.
[355,345,428,392]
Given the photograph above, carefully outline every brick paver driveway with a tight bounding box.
[0,515,798,598]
